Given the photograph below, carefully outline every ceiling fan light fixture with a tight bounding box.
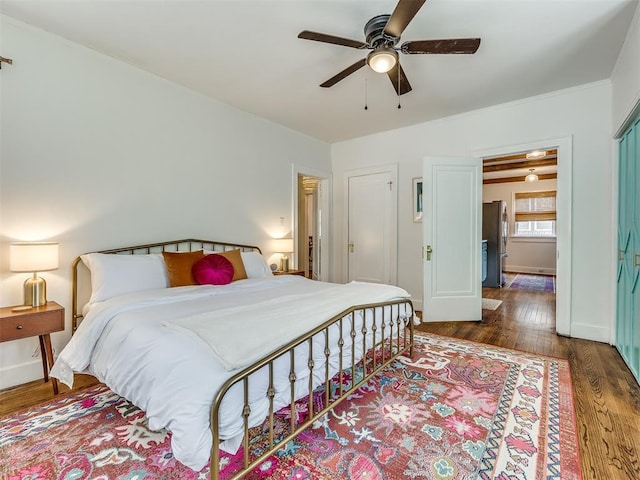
[367,47,398,73]
[525,168,539,182]
[526,150,547,160]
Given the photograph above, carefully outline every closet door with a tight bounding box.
[632,117,640,379]
[616,115,640,382]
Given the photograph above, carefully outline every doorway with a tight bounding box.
[294,166,331,281]
[483,148,558,280]
[298,175,319,279]
[476,137,572,336]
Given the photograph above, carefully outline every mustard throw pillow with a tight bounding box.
[216,249,248,282]
[162,250,205,287]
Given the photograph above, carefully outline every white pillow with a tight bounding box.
[202,249,272,278]
[240,251,273,278]
[81,253,169,303]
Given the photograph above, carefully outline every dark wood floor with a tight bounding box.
[1,279,639,479]
[0,372,98,416]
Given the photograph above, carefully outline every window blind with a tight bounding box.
[514,190,556,221]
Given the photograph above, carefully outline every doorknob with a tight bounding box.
[619,250,624,261]
[349,241,355,253]
[425,245,432,261]
[635,253,640,267]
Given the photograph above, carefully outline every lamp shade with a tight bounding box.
[367,47,398,73]
[10,242,59,272]
[272,238,294,254]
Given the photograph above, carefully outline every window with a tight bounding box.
[514,190,556,237]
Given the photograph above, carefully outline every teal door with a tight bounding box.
[633,118,640,379]
[616,114,640,382]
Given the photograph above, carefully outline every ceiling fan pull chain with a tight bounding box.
[397,61,402,109]
[364,77,368,110]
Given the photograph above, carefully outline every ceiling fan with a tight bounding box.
[298,0,481,95]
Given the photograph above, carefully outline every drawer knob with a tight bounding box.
[16,325,23,330]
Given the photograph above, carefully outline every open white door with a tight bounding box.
[423,156,482,321]
[316,179,330,281]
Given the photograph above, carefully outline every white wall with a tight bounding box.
[612,4,640,134]
[483,179,557,275]
[0,17,330,389]
[332,81,613,343]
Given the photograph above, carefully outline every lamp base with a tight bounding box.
[280,256,289,272]
[24,274,47,307]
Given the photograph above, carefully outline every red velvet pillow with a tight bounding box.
[192,253,234,285]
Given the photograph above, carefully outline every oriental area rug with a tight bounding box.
[0,333,581,480]
[507,274,556,293]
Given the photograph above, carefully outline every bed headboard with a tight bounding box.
[72,238,262,332]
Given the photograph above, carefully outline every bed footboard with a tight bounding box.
[210,299,414,480]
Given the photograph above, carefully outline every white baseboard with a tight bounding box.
[504,266,557,275]
[569,322,610,343]
[0,360,44,390]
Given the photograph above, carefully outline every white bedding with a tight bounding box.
[165,280,413,371]
[51,276,413,471]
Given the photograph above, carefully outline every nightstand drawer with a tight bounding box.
[0,306,64,342]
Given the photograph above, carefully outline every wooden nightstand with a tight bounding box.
[273,269,306,277]
[0,301,64,394]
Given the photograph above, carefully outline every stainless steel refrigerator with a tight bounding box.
[482,201,508,288]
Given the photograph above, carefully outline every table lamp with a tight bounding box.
[272,238,294,272]
[10,242,59,307]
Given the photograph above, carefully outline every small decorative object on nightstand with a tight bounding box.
[0,301,64,394]
[273,269,306,277]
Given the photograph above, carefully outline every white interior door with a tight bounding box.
[346,167,397,284]
[316,179,330,281]
[423,156,482,321]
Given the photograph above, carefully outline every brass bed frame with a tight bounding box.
[72,239,414,479]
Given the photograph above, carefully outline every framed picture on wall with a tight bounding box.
[413,177,423,222]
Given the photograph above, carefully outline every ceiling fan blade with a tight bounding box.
[383,0,426,38]
[320,58,367,87]
[298,30,367,49]
[387,62,412,95]
[401,38,481,54]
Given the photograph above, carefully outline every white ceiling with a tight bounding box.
[2,0,637,143]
